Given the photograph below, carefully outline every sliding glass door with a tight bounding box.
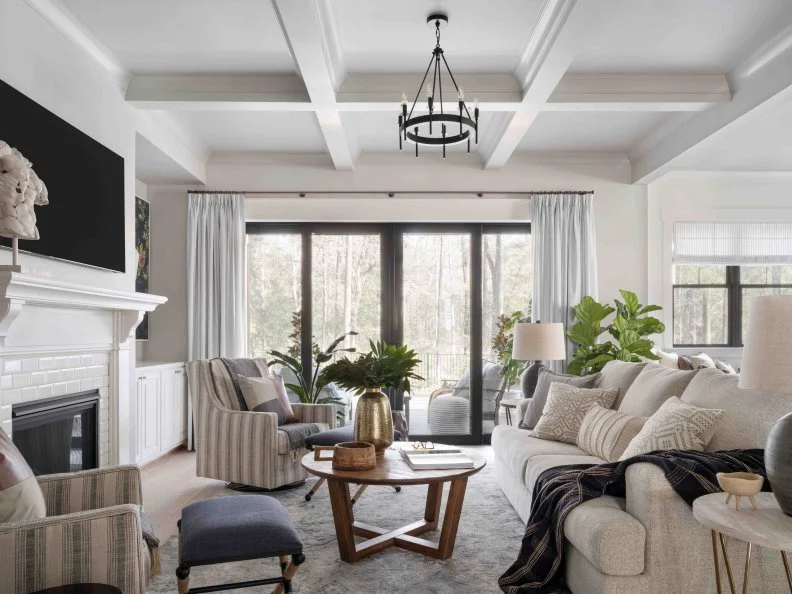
[247,223,531,444]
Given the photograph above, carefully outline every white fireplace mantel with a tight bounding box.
[0,271,167,346]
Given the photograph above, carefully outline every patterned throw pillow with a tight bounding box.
[532,383,619,445]
[237,375,298,425]
[0,428,46,522]
[688,353,716,370]
[577,404,646,462]
[619,396,725,460]
[519,369,601,430]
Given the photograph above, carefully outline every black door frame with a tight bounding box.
[246,222,530,445]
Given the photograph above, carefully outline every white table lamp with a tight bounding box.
[739,295,792,516]
[512,322,567,399]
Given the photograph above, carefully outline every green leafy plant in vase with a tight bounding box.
[268,331,358,420]
[323,341,423,454]
[567,289,665,376]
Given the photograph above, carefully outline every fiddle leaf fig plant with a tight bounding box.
[567,290,664,376]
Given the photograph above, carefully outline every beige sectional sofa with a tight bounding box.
[492,361,792,594]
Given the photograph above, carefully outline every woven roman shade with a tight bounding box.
[673,222,792,265]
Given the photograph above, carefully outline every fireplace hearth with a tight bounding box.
[12,391,99,475]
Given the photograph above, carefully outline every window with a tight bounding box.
[246,223,531,444]
[672,264,792,346]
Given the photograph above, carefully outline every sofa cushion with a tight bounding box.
[617,365,698,417]
[681,367,792,450]
[563,496,646,576]
[620,397,724,459]
[520,369,600,429]
[577,404,646,462]
[533,384,619,444]
[491,426,589,485]
[595,361,647,409]
[524,454,606,493]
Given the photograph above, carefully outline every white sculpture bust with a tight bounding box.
[0,140,48,240]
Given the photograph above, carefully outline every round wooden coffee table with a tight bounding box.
[302,447,486,563]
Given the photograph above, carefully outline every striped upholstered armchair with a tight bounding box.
[186,359,336,490]
[0,465,154,594]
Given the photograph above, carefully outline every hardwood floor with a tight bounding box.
[141,447,227,539]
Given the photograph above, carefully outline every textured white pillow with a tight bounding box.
[620,396,725,460]
[577,404,646,462]
[532,383,619,445]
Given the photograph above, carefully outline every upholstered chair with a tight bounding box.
[186,359,336,490]
[0,465,154,593]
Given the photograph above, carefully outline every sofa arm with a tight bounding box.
[0,504,148,594]
[37,464,143,515]
[293,402,336,426]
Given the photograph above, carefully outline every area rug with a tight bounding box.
[147,449,569,594]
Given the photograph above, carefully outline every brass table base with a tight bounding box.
[710,530,792,594]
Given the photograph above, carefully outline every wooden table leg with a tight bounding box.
[424,482,443,530]
[327,479,357,562]
[436,476,468,560]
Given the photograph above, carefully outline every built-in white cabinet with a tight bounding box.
[136,362,187,464]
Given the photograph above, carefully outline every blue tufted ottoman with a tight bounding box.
[176,495,305,593]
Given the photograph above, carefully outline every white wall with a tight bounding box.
[0,0,137,291]
[145,152,648,362]
[647,172,792,361]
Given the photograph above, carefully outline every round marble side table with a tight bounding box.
[693,492,792,594]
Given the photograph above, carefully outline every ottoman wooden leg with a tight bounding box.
[176,565,190,594]
[273,552,306,594]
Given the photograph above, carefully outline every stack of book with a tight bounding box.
[399,447,475,470]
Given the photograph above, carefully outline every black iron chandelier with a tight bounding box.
[399,13,479,158]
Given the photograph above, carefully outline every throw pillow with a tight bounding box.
[689,353,716,370]
[677,356,693,370]
[519,369,601,430]
[577,404,646,462]
[617,365,698,417]
[596,361,647,409]
[619,396,725,460]
[272,374,300,423]
[532,383,619,445]
[715,360,738,374]
[237,375,285,423]
[656,350,680,369]
[0,428,46,522]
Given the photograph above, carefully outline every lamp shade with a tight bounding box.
[512,323,566,361]
[740,295,792,394]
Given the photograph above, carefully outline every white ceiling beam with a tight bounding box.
[631,41,792,183]
[135,111,209,184]
[546,74,731,112]
[272,0,356,170]
[483,0,587,170]
[126,74,312,109]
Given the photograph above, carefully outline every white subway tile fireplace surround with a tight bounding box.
[0,271,165,466]
[1,352,112,465]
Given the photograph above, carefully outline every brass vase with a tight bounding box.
[354,387,393,456]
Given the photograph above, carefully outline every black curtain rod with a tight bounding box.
[190,190,595,196]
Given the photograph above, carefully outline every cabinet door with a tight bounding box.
[161,370,177,450]
[173,368,188,443]
[138,373,162,462]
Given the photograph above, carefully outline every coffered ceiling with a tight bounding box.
[44,0,792,181]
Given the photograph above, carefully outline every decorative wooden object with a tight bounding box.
[314,441,376,471]
[302,447,486,563]
[717,472,764,510]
